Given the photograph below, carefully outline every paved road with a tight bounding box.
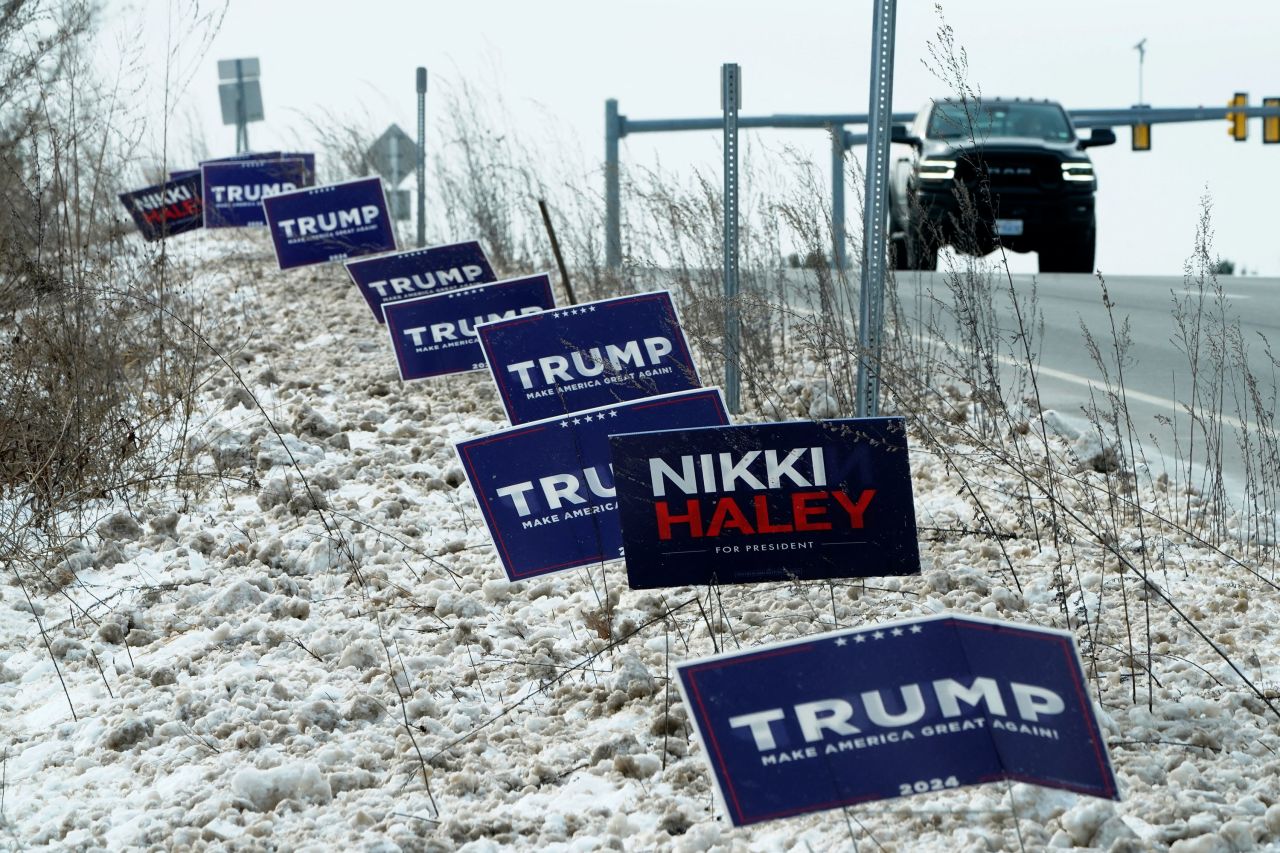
[890,269,1280,501]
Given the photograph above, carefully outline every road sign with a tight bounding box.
[217,58,260,80]
[218,80,264,125]
[367,124,421,186]
[677,614,1118,827]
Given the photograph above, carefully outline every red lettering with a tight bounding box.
[706,497,753,536]
[753,495,793,533]
[832,488,876,528]
[656,500,702,540]
[792,491,832,531]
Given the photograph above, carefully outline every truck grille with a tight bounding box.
[956,153,1061,190]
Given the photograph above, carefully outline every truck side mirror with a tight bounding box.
[1079,128,1116,148]
[891,124,924,150]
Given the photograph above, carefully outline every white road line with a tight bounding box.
[911,331,1249,432]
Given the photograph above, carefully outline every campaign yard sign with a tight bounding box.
[119,173,204,241]
[344,239,497,324]
[384,274,555,379]
[476,290,701,425]
[262,176,395,270]
[383,274,557,381]
[611,418,919,589]
[456,388,730,581]
[677,614,1119,827]
[201,157,311,228]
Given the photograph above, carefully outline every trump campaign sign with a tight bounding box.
[476,291,701,425]
[611,418,919,589]
[383,274,557,381]
[119,173,204,241]
[344,239,497,324]
[201,157,311,228]
[456,388,730,581]
[262,176,395,269]
[677,614,1119,827]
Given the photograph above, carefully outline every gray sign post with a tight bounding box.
[417,67,427,247]
[722,63,742,415]
[855,0,898,418]
[367,124,421,222]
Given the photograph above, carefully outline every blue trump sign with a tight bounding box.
[345,239,497,324]
[383,274,557,381]
[476,290,701,425]
[456,388,730,581]
[677,614,1119,827]
[262,177,395,269]
[611,418,919,589]
[119,174,204,241]
[201,158,310,228]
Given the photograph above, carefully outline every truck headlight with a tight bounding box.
[1061,161,1094,182]
[918,159,956,180]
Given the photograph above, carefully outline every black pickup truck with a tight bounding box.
[889,98,1115,273]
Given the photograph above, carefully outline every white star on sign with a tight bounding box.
[854,634,867,644]
[572,417,581,425]
[609,410,618,417]
[835,637,848,647]
[596,412,606,421]
[559,420,570,428]
[910,624,923,634]
[872,631,885,640]
[588,305,596,312]
[891,627,904,637]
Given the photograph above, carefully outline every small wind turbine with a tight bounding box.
[1133,38,1147,105]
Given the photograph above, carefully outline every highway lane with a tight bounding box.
[891,269,1280,501]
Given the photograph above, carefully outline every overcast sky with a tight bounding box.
[111,0,1280,276]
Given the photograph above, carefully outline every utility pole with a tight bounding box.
[721,63,742,415]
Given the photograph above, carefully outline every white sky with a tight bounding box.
[109,0,1280,276]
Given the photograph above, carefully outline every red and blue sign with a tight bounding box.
[344,239,497,324]
[201,157,310,228]
[476,291,701,425]
[383,274,557,381]
[262,177,395,270]
[456,388,730,581]
[677,614,1118,827]
[610,418,920,589]
[119,173,204,241]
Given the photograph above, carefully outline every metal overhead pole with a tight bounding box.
[855,0,898,418]
[416,67,427,247]
[831,126,847,270]
[605,99,622,270]
[721,63,742,415]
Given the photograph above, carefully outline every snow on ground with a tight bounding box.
[2,233,1280,852]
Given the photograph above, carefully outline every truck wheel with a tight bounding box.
[1039,225,1096,274]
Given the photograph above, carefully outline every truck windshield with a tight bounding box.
[928,102,1074,142]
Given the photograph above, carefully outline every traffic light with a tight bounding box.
[1132,122,1151,151]
[1228,92,1248,141]
[1265,97,1280,145]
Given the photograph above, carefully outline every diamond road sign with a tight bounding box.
[367,124,421,185]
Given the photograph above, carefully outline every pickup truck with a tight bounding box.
[889,98,1115,273]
